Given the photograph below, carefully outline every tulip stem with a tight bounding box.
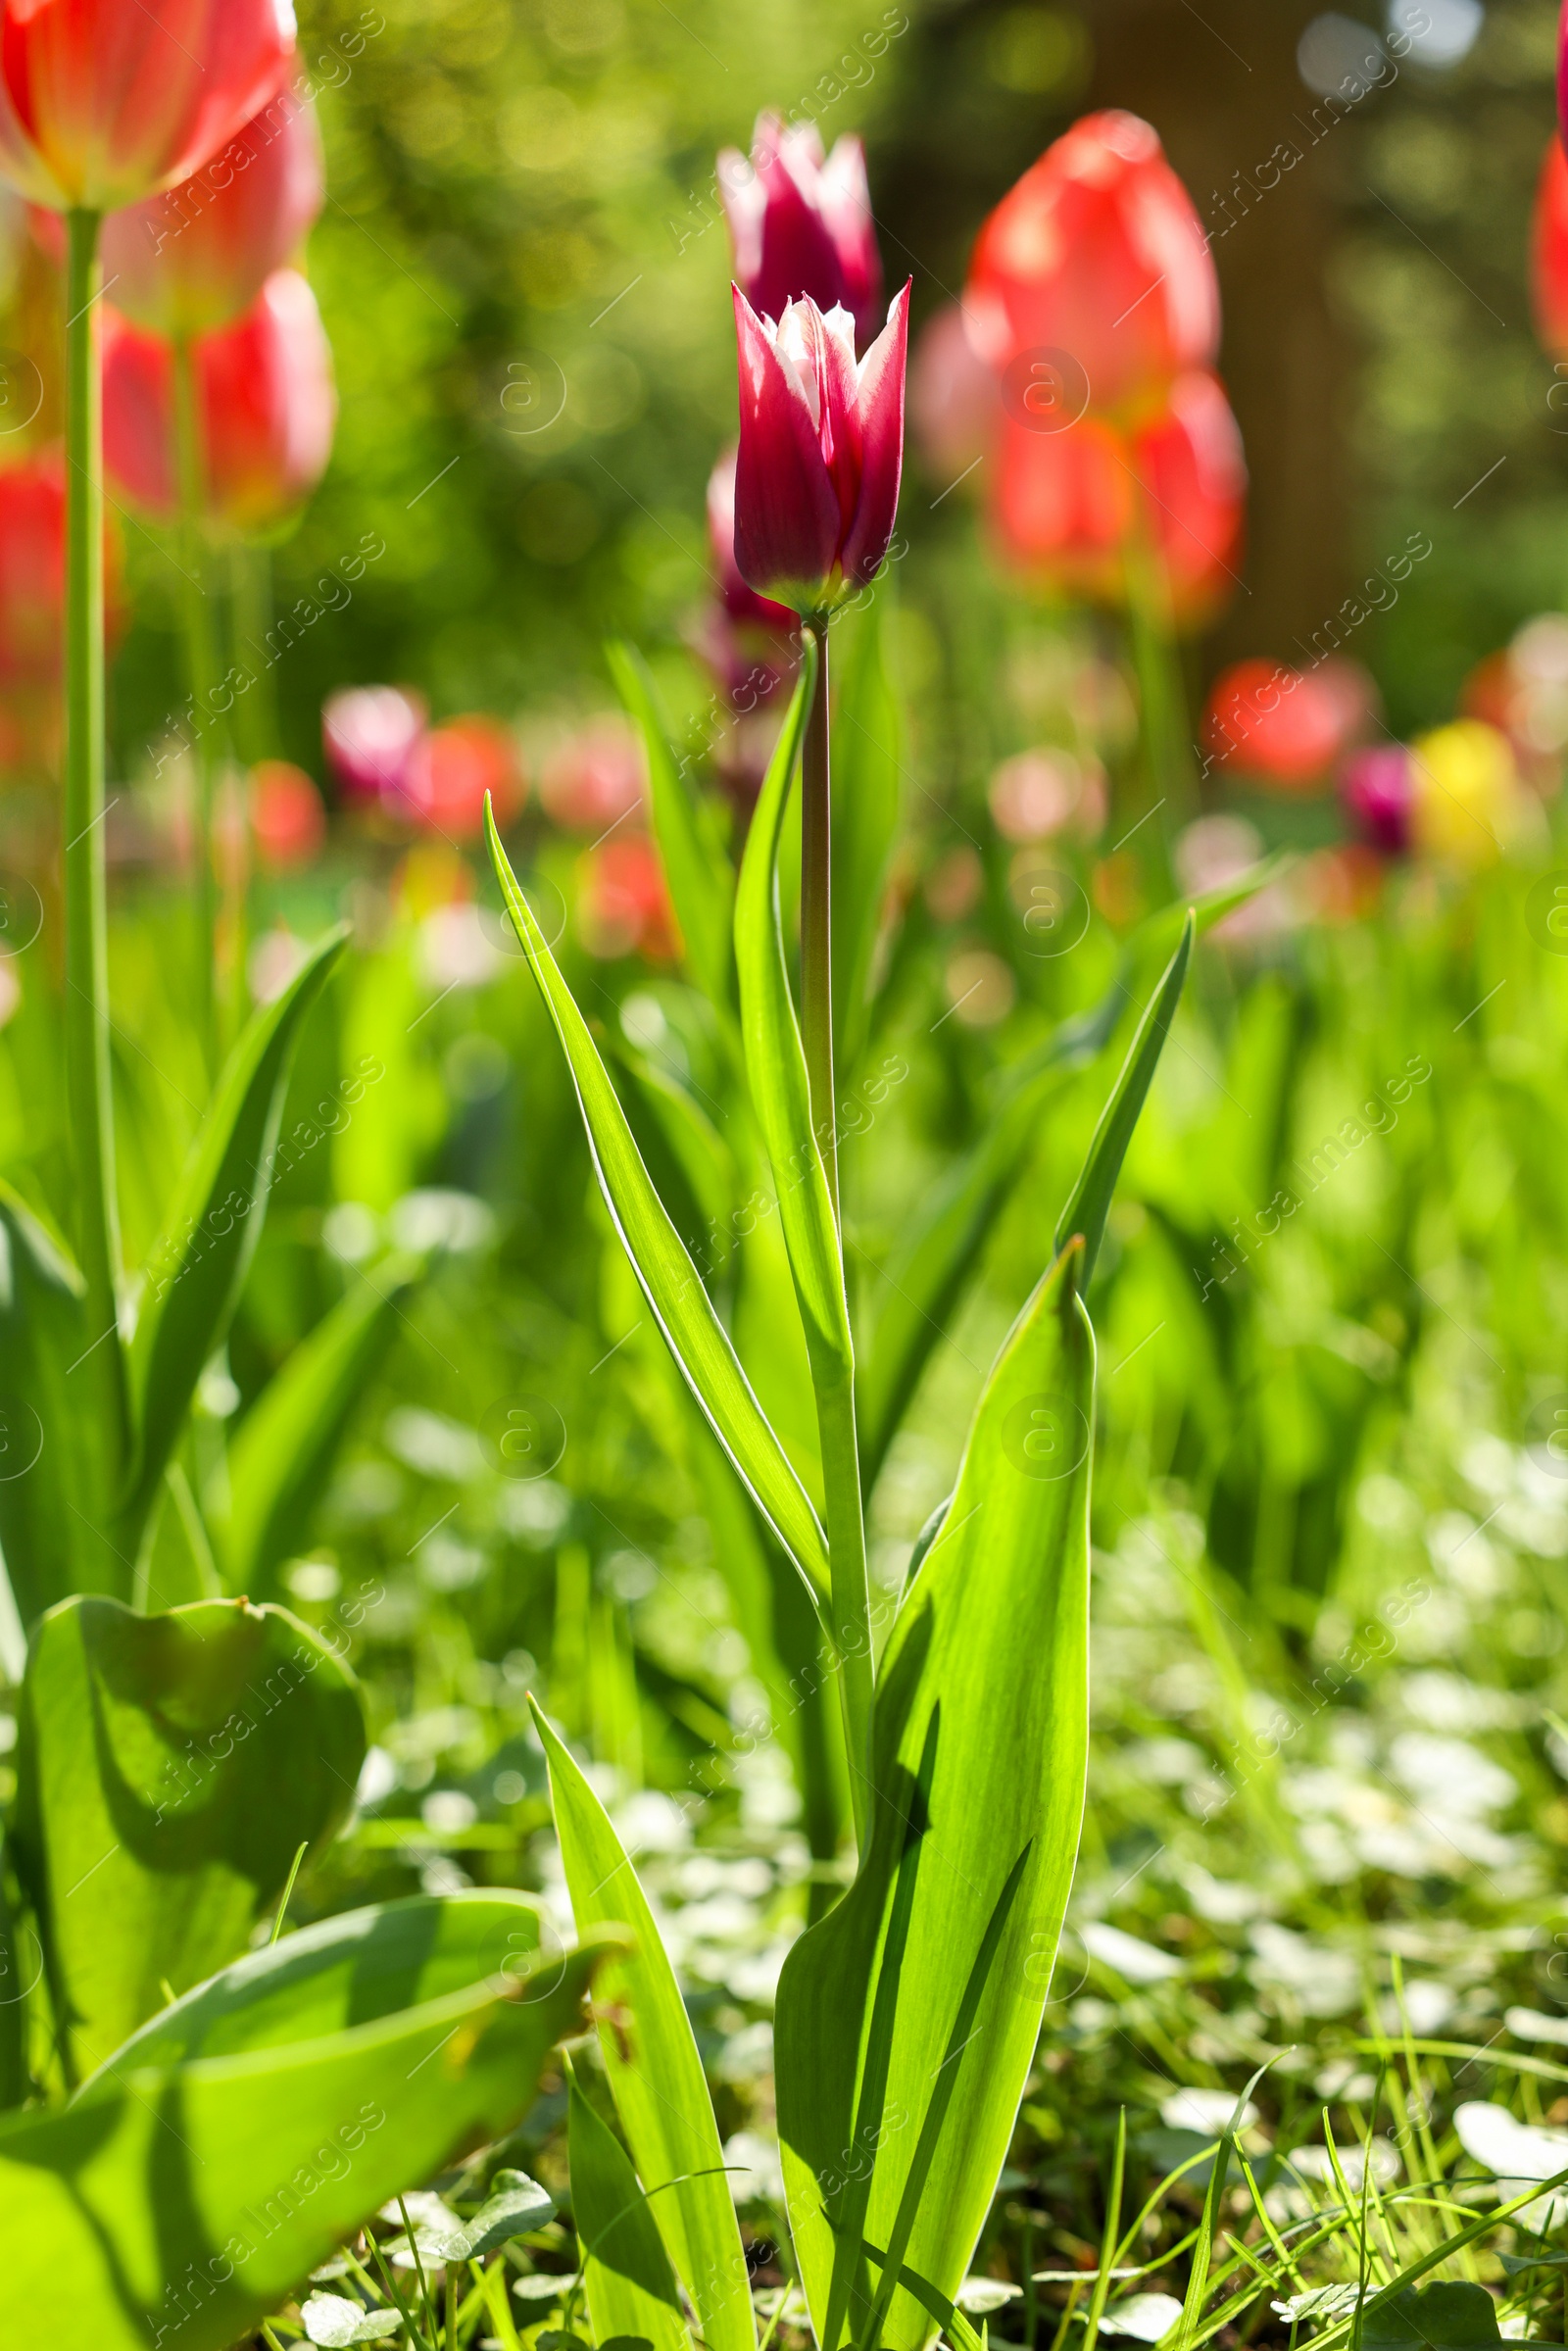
[799,613,875,1853]
[63,206,127,1481]
[172,332,221,1074]
[1122,498,1191,896]
[801,616,838,1221]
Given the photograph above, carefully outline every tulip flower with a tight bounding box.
[250,759,325,871]
[993,369,1245,625]
[98,84,324,340]
[731,282,909,616]
[1410,718,1524,868]
[1560,0,1568,147]
[579,835,676,962]
[415,717,523,839]
[966,110,1219,418]
[693,446,799,719]
[1342,745,1414,857]
[102,268,335,532]
[539,715,645,834]
[719,112,883,349]
[1202,656,1371,789]
[322,686,428,808]
[1533,136,1568,358]
[0,0,296,212]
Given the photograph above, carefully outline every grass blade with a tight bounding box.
[486,799,829,1608]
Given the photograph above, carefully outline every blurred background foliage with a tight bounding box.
[96,0,1568,778]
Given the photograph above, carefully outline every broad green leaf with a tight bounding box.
[0,1932,609,2351]
[533,1701,754,2351]
[734,642,852,1380]
[569,2072,691,2351]
[88,1889,554,2080]
[220,1256,418,1596]
[775,1243,1094,2351]
[610,640,735,1015]
[486,804,828,1607]
[15,1593,365,2081]
[124,927,348,1551]
[0,1183,123,1621]
[830,596,904,1077]
[1362,2282,1503,2350]
[1054,912,1194,1283]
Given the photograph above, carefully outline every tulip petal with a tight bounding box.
[839,280,909,589]
[731,284,842,612]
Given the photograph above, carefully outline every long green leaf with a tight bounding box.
[88,1888,555,2081]
[610,640,735,1016]
[532,1700,754,2351]
[15,1593,366,2081]
[734,641,852,1380]
[830,596,904,1077]
[220,1256,418,1596]
[0,1831,25,2109]
[569,2073,692,2351]
[124,927,348,1551]
[485,802,828,1607]
[775,1242,1094,2351]
[0,1932,609,2351]
[1053,911,1194,1282]
[0,1182,123,1619]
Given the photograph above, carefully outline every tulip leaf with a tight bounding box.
[609,639,735,1016]
[0,1182,125,1622]
[14,1593,366,2082]
[830,596,904,1078]
[569,2071,693,2351]
[734,641,853,1381]
[220,1255,418,1596]
[0,1832,26,2110]
[486,803,829,1609]
[0,1929,610,2351]
[87,1889,555,2082]
[775,1241,1094,2351]
[532,1700,754,2351]
[1054,911,1194,1283]
[125,926,348,1552]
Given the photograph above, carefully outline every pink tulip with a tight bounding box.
[100,82,323,339]
[719,112,882,350]
[731,282,909,617]
[322,686,428,807]
[0,0,296,211]
[1342,745,1414,857]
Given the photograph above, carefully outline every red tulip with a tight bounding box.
[539,714,644,834]
[102,266,334,531]
[1533,136,1568,356]
[731,281,909,616]
[993,368,1244,625]
[719,112,882,350]
[579,834,676,962]
[322,686,426,806]
[412,716,522,839]
[1202,656,1368,789]
[0,443,121,681]
[250,758,324,870]
[100,82,323,339]
[966,110,1219,418]
[0,0,296,212]
[1560,0,1568,147]
[694,445,798,714]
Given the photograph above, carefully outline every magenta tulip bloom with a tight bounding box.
[1342,744,1413,857]
[731,282,909,617]
[720,112,883,350]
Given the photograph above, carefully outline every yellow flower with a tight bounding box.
[1410,719,1520,868]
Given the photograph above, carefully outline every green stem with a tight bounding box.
[63,207,126,1475]
[1121,496,1190,898]
[801,616,838,1221]
[799,614,874,1851]
[172,332,220,1073]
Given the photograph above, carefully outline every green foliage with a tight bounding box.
[0,1916,609,2351]
[14,1593,366,2080]
[569,2071,692,2351]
